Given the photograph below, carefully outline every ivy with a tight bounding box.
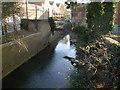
[70,1,119,88]
[87,2,117,35]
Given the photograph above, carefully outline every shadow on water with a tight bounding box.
[3,34,76,88]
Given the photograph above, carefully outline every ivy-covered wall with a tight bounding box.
[87,2,116,35]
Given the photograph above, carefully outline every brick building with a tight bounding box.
[71,4,86,23]
[4,0,62,32]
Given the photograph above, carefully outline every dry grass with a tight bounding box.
[1,30,36,44]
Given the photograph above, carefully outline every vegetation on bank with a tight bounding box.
[1,30,35,44]
[68,2,120,88]
[63,23,72,31]
[48,17,56,35]
[70,36,120,88]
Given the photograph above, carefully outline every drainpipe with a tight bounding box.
[26,0,29,30]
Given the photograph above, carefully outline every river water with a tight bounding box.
[3,34,76,88]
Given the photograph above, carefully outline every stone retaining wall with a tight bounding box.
[1,20,61,78]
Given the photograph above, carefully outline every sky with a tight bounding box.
[51,0,67,4]
[49,0,91,4]
[49,0,119,4]
[2,0,119,3]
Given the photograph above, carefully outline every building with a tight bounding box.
[4,0,62,32]
[71,4,86,23]
[6,0,61,21]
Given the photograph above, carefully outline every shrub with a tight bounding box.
[63,23,72,31]
[73,25,86,34]
[48,17,56,35]
[70,2,118,88]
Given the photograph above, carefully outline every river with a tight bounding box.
[3,34,76,88]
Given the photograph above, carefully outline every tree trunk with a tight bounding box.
[4,24,7,33]
[2,20,7,34]
[13,13,17,31]
[2,24,5,35]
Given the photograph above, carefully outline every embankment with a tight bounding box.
[1,20,65,78]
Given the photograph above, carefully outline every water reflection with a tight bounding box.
[55,35,76,58]
[3,34,76,88]
[63,34,70,45]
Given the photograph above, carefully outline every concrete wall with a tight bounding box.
[1,20,59,78]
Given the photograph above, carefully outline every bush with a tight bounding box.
[63,23,72,31]
[107,43,120,69]
[70,71,88,88]
[48,17,56,35]
[70,2,118,88]
[71,39,120,88]
[73,25,86,34]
